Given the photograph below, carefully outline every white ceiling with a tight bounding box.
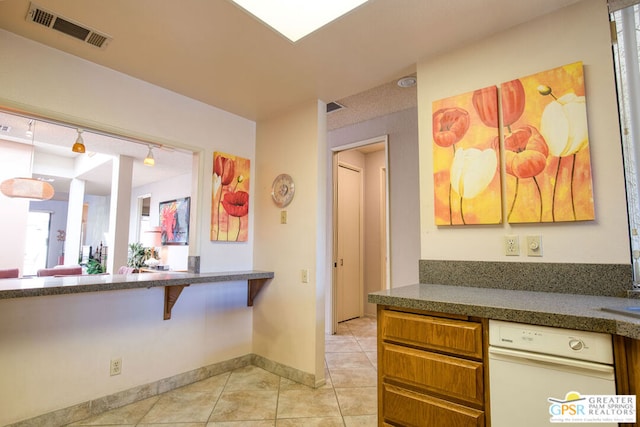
[0,0,582,121]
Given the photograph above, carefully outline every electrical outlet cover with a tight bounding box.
[110,358,122,376]
[504,235,519,256]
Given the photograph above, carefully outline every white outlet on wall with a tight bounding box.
[110,358,122,376]
[504,235,519,256]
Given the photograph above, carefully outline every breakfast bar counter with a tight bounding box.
[0,270,274,319]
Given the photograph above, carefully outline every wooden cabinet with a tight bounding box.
[613,335,640,427]
[377,306,489,427]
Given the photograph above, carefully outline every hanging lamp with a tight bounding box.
[0,120,55,200]
[144,145,155,166]
[72,129,85,153]
[25,120,33,138]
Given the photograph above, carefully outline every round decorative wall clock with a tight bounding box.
[271,173,295,208]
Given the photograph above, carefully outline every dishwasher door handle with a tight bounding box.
[488,346,615,375]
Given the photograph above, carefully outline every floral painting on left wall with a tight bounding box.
[211,151,250,242]
[432,87,503,225]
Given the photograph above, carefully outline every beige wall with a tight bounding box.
[417,0,630,264]
[0,29,257,425]
[253,100,327,384]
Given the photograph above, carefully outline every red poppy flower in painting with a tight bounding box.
[500,79,526,128]
[214,155,235,185]
[504,126,549,179]
[432,107,470,147]
[222,191,249,218]
[473,80,525,128]
[221,190,249,241]
[472,87,499,128]
[504,125,549,223]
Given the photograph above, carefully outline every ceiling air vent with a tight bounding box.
[326,102,345,114]
[26,3,112,49]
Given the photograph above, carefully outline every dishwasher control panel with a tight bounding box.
[489,320,613,364]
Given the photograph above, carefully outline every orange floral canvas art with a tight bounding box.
[503,61,595,223]
[432,87,503,225]
[211,151,250,242]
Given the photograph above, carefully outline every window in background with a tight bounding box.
[612,3,640,281]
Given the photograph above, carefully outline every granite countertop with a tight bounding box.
[0,270,274,300]
[368,283,640,339]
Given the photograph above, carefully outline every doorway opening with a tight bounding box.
[136,194,152,242]
[23,211,51,276]
[331,135,390,333]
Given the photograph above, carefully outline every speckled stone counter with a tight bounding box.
[0,270,274,299]
[369,283,640,339]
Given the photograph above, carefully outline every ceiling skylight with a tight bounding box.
[231,0,369,42]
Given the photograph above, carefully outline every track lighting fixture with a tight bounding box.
[25,120,33,139]
[144,145,155,166]
[72,129,85,153]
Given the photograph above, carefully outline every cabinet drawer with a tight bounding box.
[382,342,484,407]
[382,383,484,427]
[381,309,483,358]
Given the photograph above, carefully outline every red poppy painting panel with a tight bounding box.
[503,61,595,223]
[432,87,503,225]
[211,151,250,242]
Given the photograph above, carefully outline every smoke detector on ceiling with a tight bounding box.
[26,3,112,49]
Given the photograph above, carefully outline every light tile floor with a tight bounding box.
[67,316,377,427]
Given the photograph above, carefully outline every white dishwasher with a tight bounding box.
[489,320,617,427]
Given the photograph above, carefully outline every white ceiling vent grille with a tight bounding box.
[26,3,112,49]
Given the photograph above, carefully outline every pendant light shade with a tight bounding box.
[72,129,85,153]
[144,145,155,166]
[0,120,55,201]
[0,178,54,200]
[25,120,33,139]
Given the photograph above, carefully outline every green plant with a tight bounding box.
[127,242,158,269]
[127,242,145,269]
[86,258,105,274]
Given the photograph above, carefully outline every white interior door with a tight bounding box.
[337,164,362,322]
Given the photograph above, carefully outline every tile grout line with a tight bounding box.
[204,370,233,425]
[274,373,282,424]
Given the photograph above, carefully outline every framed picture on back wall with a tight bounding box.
[159,197,190,245]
